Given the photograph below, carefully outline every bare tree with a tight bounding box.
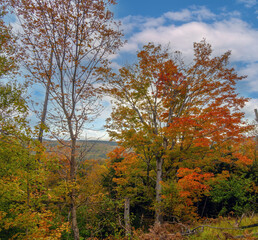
[10,0,123,239]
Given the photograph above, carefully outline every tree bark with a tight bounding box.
[38,50,53,143]
[38,80,50,143]
[71,190,80,240]
[255,109,258,152]
[155,157,163,225]
[124,197,131,237]
[70,137,80,240]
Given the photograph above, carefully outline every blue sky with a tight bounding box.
[116,0,257,20]
[10,0,258,139]
[61,0,258,139]
[95,0,258,136]
[90,0,258,139]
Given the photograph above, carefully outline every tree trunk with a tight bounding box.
[38,80,50,143]
[71,190,80,240]
[124,197,131,237]
[38,50,53,143]
[255,109,258,151]
[155,157,163,225]
[70,138,80,240]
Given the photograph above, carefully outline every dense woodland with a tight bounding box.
[0,0,257,239]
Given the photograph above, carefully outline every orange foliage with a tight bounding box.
[177,168,214,205]
[5,209,69,240]
[106,147,145,197]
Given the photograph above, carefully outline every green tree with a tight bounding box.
[210,174,256,216]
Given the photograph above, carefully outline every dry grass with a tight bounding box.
[129,213,258,240]
[186,213,258,240]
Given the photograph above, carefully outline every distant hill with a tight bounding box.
[78,140,117,160]
[44,140,117,160]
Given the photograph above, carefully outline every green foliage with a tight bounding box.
[0,82,28,123]
[76,195,122,239]
[161,179,183,221]
[0,86,68,239]
[209,174,257,216]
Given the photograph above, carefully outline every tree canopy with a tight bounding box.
[0,1,257,238]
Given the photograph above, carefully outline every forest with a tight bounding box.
[0,0,257,239]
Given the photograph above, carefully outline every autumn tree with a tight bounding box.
[0,130,69,239]
[104,147,149,236]
[10,0,123,239]
[105,41,250,225]
[0,3,16,78]
[0,7,70,239]
[0,2,26,129]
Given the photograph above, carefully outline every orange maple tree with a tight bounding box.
[105,40,251,224]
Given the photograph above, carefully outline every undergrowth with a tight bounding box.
[128,213,258,240]
[186,213,257,240]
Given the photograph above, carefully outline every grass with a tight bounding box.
[186,213,258,240]
[104,214,258,239]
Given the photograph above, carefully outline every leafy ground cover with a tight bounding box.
[187,214,258,240]
[129,214,258,240]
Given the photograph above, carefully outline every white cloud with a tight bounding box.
[114,7,258,127]
[80,129,110,140]
[120,18,258,65]
[164,6,216,22]
[239,62,258,93]
[238,0,257,8]
[109,61,122,70]
[190,6,216,21]
[121,15,165,35]
[243,98,258,120]
[118,8,247,63]
[120,6,216,36]
[164,9,192,22]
